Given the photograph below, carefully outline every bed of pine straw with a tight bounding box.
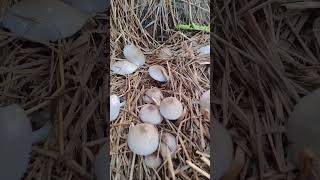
[110,0,210,179]
[0,1,107,180]
[212,1,320,180]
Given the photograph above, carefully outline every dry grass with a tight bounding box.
[213,1,320,179]
[110,0,210,179]
[0,1,107,179]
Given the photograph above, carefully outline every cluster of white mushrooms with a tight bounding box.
[110,44,211,179]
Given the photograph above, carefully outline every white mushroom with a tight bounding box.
[200,90,210,118]
[0,104,32,180]
[143,87,164,105]
[30,111,51,144]
[287,88,320,170]
[139,104,162,125]
[144,153,162,169]
[197,45,210,55]
[160,132,177,158]
[148,65,169,82]
[159,47,172,59]
[127,123,159,156]
[123,44,145,67]
[111,60,138,75]
[109,94,125,121]
[160,97,183,120]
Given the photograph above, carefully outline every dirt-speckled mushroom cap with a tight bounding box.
[160,97,183,120]
[213,122,233,180]
[94,144,107,180]
[127,123,159,156]
[144,153,162,169]
[160,132,177,158]
[143,87,164,105]
[139,104,162,125]
[287,88,320,162]
[0,104,32,180]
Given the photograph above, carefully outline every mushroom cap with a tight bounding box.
[110,95,121,121]
[62,0,108,14]
[144,153,162,169]
[160,97,183,120]
[0,104,32,180]
[127,123,159,155]
[94,144,107,180]
[111,60,138,75]
[287,88,320,159]
[200,90,210,116]
[159,47,172,59]
[139,104,163,125]
[148,65,169,82]
[143,87,164,105]
[123,44,145,67]
[213,122,233,180]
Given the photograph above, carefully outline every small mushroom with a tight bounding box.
[159,132,177,180]
[159,47,172,59]
[148,65,169,82]
[160,132,177,158]
[213,122,233,180]
[197,45,210,55]
[144,153,162,169]
[160,97,183,120]
[287,88,320,177]
[109,94,125,121]
[143,87,164,105]
[0,104,32,180]
[123,44,145,67]
[139,104,163,125]
[200,90,210,118]
[127,123,159,156]
[111,60,138,75]
[94,144,107,180]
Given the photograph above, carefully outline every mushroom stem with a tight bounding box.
[166,155,176,180]
[31,121,51,144]
[120,101,126,107]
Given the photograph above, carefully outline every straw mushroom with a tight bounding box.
[200,90,210,118]
[110,94,125,121]
[111,60,138,75]
[0,104,32,180]
[144,153,162,169]
[213,122,233,180]
[160,132,177,158]
[143,87,164,105]
[160,97,183,120]
[197,45,210,55]
[287,88,320,173]
[123,44,145,67]
[139,104,163,125]
[127,123,159,156]
[159,47,172,59]
[148,65,169,82]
